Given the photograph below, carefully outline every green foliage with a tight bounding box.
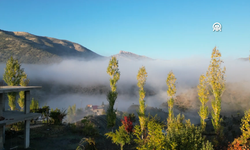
[133,124,145,149]
[206,47,226,135]
[145,117,166,150]
[10,121,25,131]
[49,108,67,125]
[106,56,120,129]
[133,115,165,150]
[81,118,99,137]
[30,98,39,110]
[3,56,24,86]
[201,141,214,150]
[107,56,120,92]
[105,125,132,150]
[128,113,136,123]
[166,70,177,125]
[197,74,209,131]
[72,104,76,115]
[106,91,118,129]
[165,114,214,150]
[41,105,50,123]
[77,137,97,150]
[137,66,148,139]
[239,109,250,144]
[3,56,24,110]
[67,104,76,122]
[18,72,30,111]
[7,93,17,111]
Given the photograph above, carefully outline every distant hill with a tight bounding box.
[0,29,103,64]
[112,50,154,61]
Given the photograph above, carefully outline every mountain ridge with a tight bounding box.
[0,29,103,64]
[111,50,154,61]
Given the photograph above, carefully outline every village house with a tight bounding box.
[85,102,107,116]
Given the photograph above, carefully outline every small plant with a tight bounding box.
[30,98,39,110]
[10,121,25,131]
[81,118,99,137]
[105,125,132,150]
[121,116,134,133]
[128,113,136,123]
[165,114,214,150]
[240,109,250,144]
[77,137,97,150]
[49,108,67,125]
[67,104,76,122]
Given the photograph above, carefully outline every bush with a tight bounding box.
[121,116,134,133]
[133,115,166,150]
[30,98,39,110]
[49,108,67,125]
[10,121,25,131]
[76,137,97,150]
[165,114,213,150]
[105,125,132,150]
[81,118,99,137]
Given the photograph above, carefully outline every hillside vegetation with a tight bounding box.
[0,29,102,64]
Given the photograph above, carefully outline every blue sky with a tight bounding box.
[0,0,249,59]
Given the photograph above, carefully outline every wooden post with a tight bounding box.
[0,126,3,150]
[0,93,4,149]
[24,91,30,114]
[24,91,30,148]
[0,93,3,117]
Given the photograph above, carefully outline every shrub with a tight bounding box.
[165,114,214,150]
[49,108,67,125]
[133,115,166,150]
[30,98,39,110]
[227,137,250,150]
[10,121,25,131]
[76,137,97,150]
[121,116,134,133]
[81,118,99,137]
[105,125,132,150]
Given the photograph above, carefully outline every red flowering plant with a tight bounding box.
[121,116,134,133]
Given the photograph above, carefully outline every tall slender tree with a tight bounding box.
[197,74,209,131]
[206,47,226,135]
[18,72,30,111]
[166,70,177,125]
[3,56,24,110]
[106,56,120,130]
[136,66,148,139]
[67,104,76,122]
[30,98,39,110]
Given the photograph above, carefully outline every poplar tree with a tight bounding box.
[67,104,76,122]
[30,98,39,110]
[197,74,209,131]
[3,56,24,110]
[18,73,30,111]
[106,56,120,130]
[166,71,177,125]
[206,47,226,134]
[136,66,148,139]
